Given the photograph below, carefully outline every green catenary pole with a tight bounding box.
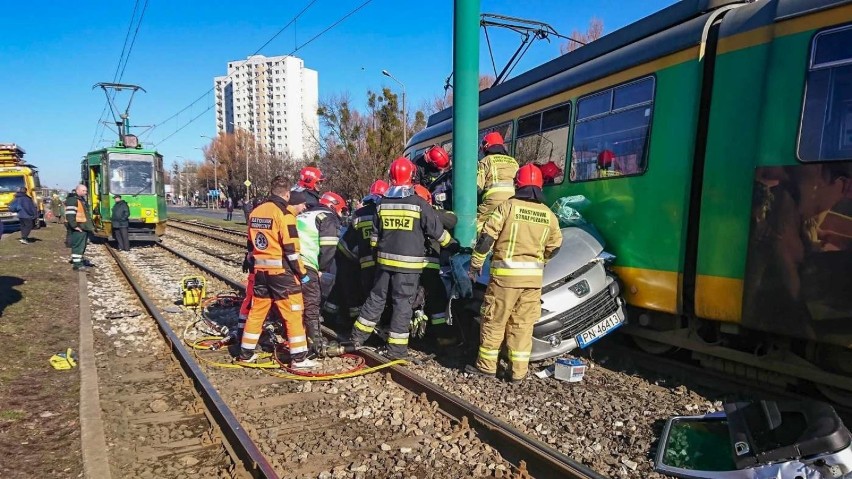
[452,0,480,247]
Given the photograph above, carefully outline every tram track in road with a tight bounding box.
[145,241,606,478]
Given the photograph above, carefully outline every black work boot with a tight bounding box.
[464,364,496,378]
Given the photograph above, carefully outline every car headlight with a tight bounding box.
[596,251,616,264]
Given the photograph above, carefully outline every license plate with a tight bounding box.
[576,313,623,348]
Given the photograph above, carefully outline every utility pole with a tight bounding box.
[382,69,407,147]
[197,141,218,209]
[453,0,480,247]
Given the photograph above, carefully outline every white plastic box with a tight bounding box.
[554,358,586,382]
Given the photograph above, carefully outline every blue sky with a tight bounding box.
[0,0,675,189]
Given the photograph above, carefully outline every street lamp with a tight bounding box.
[198,137,219,210]
[175,156,186,205]
[382,69,407,147]
[229,121,251,203]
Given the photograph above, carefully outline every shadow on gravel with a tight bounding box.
[0,276,24,317]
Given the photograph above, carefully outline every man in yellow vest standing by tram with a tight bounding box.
[476,132,519,232]
[65,184,94,271]
[467,165,563,382]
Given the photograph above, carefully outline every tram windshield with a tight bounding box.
[109,153,154,195]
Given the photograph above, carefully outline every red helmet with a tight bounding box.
[298,166,324,189]
[388,157,415,186]
[539,161,563,181]
[515,164,544,189]
[319,191,346,215]
[369,179,389,197]
[597,150,616,169]
[413,185,432,205]
[481,131,504,150]
[424,145,450,169]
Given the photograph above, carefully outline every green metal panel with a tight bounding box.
[695,32,810,281]
[544,61,703,273]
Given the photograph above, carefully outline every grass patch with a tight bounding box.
[0,410,25,421]
[0,224,82,477]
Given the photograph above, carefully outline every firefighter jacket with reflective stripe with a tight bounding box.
[477,154,519,202]
[471,198,562,288]
[65,193,93,232]
[297,205,340,272]
[248,196,306,284]
[340,201,378,269]
[425,209,457,269]
[371,193,452,273]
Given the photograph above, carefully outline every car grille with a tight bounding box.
[550,288,619,339]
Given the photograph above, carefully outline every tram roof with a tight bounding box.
[410,0,849,146]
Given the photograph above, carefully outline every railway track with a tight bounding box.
[170,219,247,239]
[94,239,607,478]
[87,244,274,478]
[167,220,246,249]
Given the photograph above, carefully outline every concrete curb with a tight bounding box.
[77,271,112,479]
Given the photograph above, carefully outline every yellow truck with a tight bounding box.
[0,144,45,229]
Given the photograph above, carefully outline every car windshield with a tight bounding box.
[109,153,154,195]
[0,176,25,193]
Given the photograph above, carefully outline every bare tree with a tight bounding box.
[425,74,497,115]
[561,17,604,54]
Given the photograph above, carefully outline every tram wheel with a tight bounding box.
[631,335,675,355]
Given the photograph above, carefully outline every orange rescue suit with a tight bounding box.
[241,196,309,360]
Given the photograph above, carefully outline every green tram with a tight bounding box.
[82,136,166,242]
[407,0,852,402]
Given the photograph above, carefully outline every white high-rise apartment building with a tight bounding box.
[214,54,319,160]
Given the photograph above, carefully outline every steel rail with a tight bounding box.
[105,247,278,478]
[170,218,247,238]
[155,243,604,479]
[167,222,247,248]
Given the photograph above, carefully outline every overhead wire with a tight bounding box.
[90,0,151,150]
[152,0,375,148]
[90,0,142,150]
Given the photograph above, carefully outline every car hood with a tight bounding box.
[542,227,604,286]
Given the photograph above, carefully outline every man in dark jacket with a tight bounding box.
[9,188,37,244]
[111,194,131,251]
[66,184,95,270]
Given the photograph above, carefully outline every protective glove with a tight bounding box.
[444,239,461,255]
[241,253,254,273]
[468,268,480,283]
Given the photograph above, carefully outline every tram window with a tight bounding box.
[515,103,572,185]
[441,140,453,159]
[108,153,155,195]
[577,91,611,120]
[799,26,852,162]
[571,77,655,181]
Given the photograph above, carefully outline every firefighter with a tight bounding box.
[413,185,458,346]
[241,176,316,369]
[333,180,389,322]
[467,164,563,381]
[65,184,94,271]
[349,158,453,359]
[290,166,323,208]
[415,145,451,188]
[476,132,519,232]
[297,191,346,352]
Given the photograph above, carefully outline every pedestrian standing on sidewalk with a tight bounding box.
[226,197,234,221]
[111,194,130,251]
[242,197,252,224]
[9,187,37,244]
